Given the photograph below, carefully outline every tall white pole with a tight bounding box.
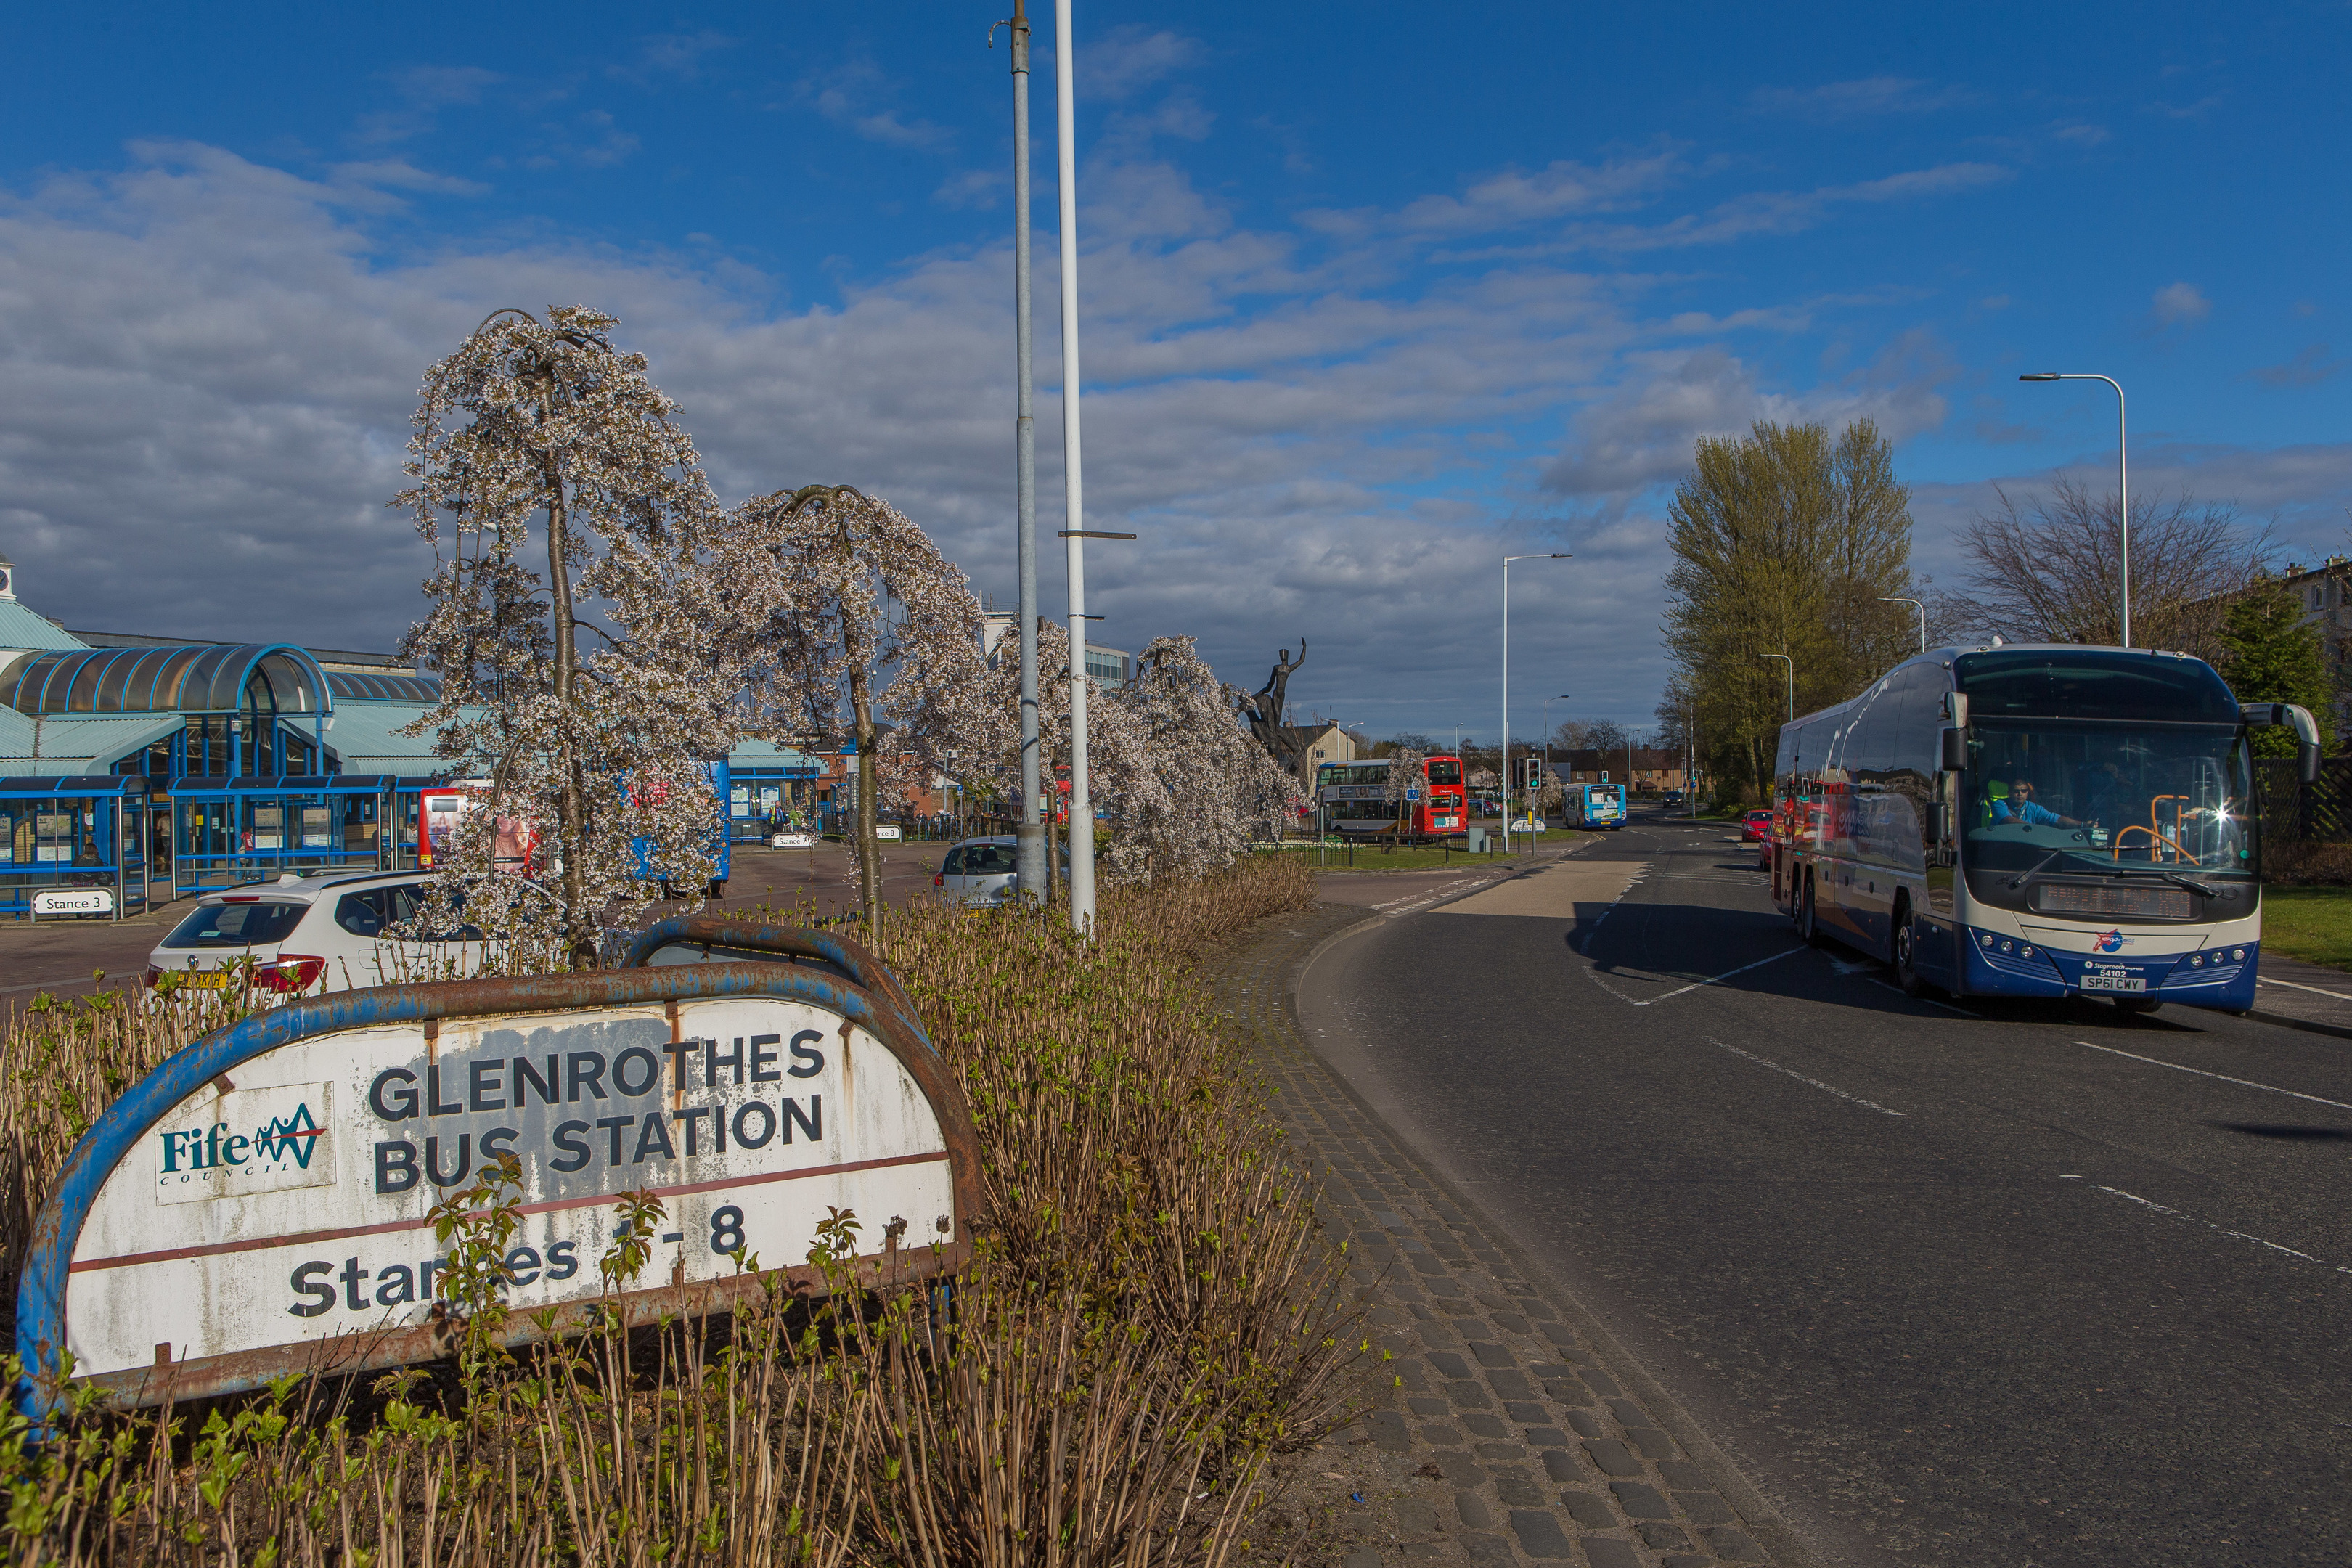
[1055,0,1095,935]
[1010,0,1045,904]
[1502,554,1567,839]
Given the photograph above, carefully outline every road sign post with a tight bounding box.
[17,926,979,1414]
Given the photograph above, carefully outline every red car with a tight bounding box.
[1741,809,1773,842]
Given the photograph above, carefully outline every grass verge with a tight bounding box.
[0,854,1351,1567]
[2257,884,2352,972]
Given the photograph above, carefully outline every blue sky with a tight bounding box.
[1,2,2347,744]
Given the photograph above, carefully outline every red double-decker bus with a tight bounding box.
[1315,754,1469,837]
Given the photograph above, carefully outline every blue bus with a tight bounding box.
[1770,643,2316,1013]
[1567,783,1625,830]
[629,759,732,897]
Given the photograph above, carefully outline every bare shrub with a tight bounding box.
[1945,479,2268,660]
[0,854,1341,1567]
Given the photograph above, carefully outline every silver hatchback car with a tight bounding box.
[934,836,1066,909]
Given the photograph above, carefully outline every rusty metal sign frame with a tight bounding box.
[17,952,981,1416]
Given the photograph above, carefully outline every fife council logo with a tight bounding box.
[155,1082,336,1204]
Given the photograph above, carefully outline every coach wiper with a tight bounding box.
[2006,852,2062,891]
[2107,865,2224,900]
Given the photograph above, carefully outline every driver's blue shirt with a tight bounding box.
[1993,798,2061,827]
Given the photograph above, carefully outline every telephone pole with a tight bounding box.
[1007,0,1045,904]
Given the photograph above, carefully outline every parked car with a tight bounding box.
[145,870,507,999]
[1741,809,1773,843]
[934,836,1069,910]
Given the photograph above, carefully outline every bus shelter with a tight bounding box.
[0,776,150,920]
[728,764,820,841]
[166,775,417,896]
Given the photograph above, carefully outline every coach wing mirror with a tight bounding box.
[1939,727,1969,772]
[2244,702,2324,783]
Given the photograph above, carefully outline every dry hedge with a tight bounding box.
[0,852,1346,1568]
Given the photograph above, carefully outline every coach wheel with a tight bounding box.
[2112,995,2162,1016]
[1798,874,1822,946]
[1892,897,1927,998]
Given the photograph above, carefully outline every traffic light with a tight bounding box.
[1511,757,1545,789]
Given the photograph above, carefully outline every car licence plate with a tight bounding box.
[2080,970,2145,993]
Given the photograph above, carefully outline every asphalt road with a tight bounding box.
[1299,807,2352,1567]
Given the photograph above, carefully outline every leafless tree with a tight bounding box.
[1946,480,2269,661]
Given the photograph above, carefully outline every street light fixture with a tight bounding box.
[1761,652,1794,723]
[1879,596,1927,653]
[1542,693,1570,803]
[2019,372,2130,648]
[1503,553,1570,844]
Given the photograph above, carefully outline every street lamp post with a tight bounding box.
[1762,652,1794,722]
[1503,553,1570,846]
[1542,693,1569,816]
[1879,596,1927,653]
[2019,372,2129,648]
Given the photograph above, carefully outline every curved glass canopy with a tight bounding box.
[2,645,331,716]
[326,670,441,703]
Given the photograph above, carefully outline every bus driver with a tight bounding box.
[1991,777,2087,830]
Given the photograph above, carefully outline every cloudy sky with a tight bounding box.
[2,2,2347,744]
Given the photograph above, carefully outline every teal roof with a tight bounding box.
[0,603,86,653]
[728,737,821,768]
[288,702,461,779]
[0,713,182,775]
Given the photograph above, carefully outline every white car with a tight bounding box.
[145,870,502,1000]
[934,835,1066,910]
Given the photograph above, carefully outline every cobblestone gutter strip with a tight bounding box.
[1212,901,1813,1568]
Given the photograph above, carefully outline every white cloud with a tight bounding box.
[0,140,2335,738]
[933,169,1006,211]
[1077,25,1203,100]
[796,62,955,151]
[1540,335,1954,501]
[2247,343,2344,388]
[2150,280,2210,327]
[1749,77,1973,119]
[353,65,504,144]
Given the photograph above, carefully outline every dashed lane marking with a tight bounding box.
[1705,1035,1906,1116]
[2071,1177,2352,1278]
[1631,946,1808,1005]
[2258,974,2352,1002]
[2072,1040,2352,1112]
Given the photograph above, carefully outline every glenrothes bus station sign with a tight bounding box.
[17,922,979,1410]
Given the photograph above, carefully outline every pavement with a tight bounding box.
[1294,808,2352,1565]
[1213,900,1802,1568]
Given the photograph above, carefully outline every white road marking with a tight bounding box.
[1633,946,1808,1005]
[2081,1182,2352,1278]
[2258,974,2352,1001]
[2071,1040,2352,1112]
[1374,877,1487,916]
[1863,978,1980,1017]
[1704,1036,1906,1116]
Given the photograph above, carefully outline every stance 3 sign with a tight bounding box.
[18,946,979,1411]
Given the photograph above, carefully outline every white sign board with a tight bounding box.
[32,887,114,916]
[874,825,902,841]
[57,995,957,1387]
[771,832,817,849]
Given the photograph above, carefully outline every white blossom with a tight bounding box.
[396,306,743,964]
[727,488,985,926]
